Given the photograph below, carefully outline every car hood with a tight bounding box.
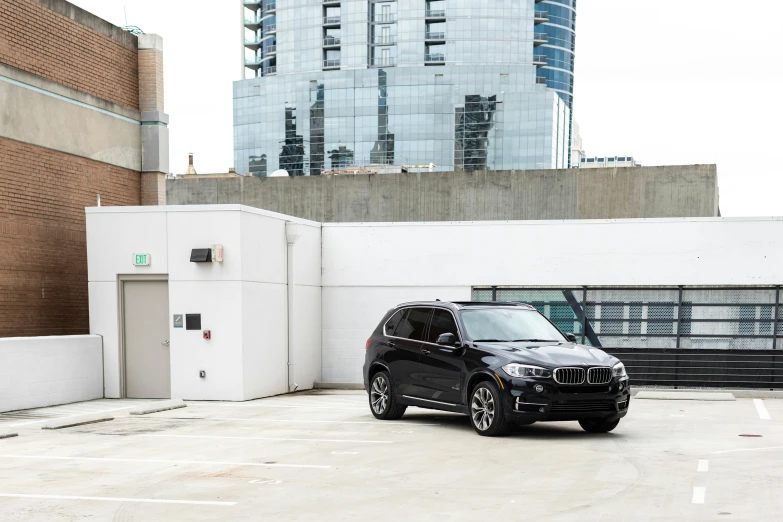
[474,341,618,368]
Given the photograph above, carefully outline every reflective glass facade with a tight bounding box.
[237,0,576,175]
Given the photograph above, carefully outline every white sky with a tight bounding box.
[69,0,783,217]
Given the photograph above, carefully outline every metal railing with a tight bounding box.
[323,36,341,46]
[264,24,276,34]
[473,285,783,389]
[533,54,547,65]
[265,45,276,54]
[266,65,276,75]
[370,57,397,67]
[534,11,549,22]
[323,59,341,68]
[372,35,396,45]
[264,2,276,12]
[533,32,548,43]
[374,14,396,23]
[425,9,446,17]
[425,32,445,40]
[536,76,548,85]
[324,15,341,24]
[425,54,445,62]
[245,56,263,65]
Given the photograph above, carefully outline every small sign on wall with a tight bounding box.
[133,253,151,266]
[173,314,183,328]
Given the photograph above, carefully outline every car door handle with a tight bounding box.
[421,348,431,355]
[386,340,396,347]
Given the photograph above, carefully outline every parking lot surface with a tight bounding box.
[0,391,781,521]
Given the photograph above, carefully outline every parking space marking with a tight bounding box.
[754,399,771,420]
[0,454,329,469]
[711,446,783,455]
[4,406,138,428]
[209,404,367,411]
[141,434,393,444]
[692,487,706,504]
[0,493,236,506]
[132,417,439,426]
[697,459,709,472]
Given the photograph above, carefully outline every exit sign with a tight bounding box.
[133,253,151,266]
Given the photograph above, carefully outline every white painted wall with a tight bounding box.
[87,205,321,401]
[321,218,783,382]
[0,335,103,413]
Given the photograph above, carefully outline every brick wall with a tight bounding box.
[138,48,164,112]
[0,137,141,336]
[0,0,139,110]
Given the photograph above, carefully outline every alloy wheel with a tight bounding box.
[371,376,389,414]
[471,387,495,431]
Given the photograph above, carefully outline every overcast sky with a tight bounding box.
[70,0,782,217]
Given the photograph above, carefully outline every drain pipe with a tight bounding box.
[285,223,301,393]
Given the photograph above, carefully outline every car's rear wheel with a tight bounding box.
[470,381,510,436]
[578,418,620,433]
[369,371,407,420]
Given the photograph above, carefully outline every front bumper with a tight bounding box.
[499,376,631,423]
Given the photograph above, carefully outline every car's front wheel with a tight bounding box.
[469,381,510,436]
[369,371,407,420]
[578,418,620,433]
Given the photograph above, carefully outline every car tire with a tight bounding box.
[578,418,620,433]
[369,371,407,420]
[469,381,510,436]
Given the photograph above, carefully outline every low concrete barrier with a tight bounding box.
[130,399,186,415]
[42,412,113,429]
[0,335,104,413]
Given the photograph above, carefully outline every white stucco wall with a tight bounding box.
[0,335,104,413]
[320,218,783,383]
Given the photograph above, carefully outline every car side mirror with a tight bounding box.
[436,333,458,346]
[565,333,577,342]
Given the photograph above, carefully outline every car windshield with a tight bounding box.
[460,308,566,343]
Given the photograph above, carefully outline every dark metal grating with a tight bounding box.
[550,400,616,413]
[587,367,612,384]
[554,367,586,385]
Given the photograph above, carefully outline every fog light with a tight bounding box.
[539,407,545,413]
[618,382,625,391]
[534,384,544,393]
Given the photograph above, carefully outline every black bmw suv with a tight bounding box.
[363,301,630,436]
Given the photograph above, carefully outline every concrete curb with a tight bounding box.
[42,413,114,430]
[129,399,187,415]
[0,430,18,439]
[314,382,364,390]
[635,391,735,401]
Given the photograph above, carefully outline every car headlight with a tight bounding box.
[613,362,627,378]
[502,363,552,378]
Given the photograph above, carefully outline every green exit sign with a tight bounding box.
[133,253,151,266]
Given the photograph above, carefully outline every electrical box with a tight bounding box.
[190,248,211,262]
[185,314,201,330]
[211,244,223,263]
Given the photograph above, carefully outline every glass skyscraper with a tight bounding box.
[235,0,576,176]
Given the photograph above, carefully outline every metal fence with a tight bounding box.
[472,286,783,389]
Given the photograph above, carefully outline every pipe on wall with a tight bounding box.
[285,222,301,392]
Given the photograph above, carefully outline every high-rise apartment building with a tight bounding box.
[235,0,576,175]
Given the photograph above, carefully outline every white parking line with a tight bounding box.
[697,459,709,472]
[141,434,393,444]
[692,487,706,504]
[132,417,439,426]
[0,493,235,506]
[711,446,783,455]
[4,406,138,428]
[209,404,367,411]
[754,399,771,420]
[0,454,329,469]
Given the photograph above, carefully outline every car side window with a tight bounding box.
[384,309,405,336]
[427,309,459,343]
[393,308,431,341]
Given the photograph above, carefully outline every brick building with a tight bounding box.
[0,0,168,336]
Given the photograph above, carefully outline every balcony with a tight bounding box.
[243,0,261,8]
[264,24,277,35]
[373,14,396,24]
[533,54,547,66]
[323,15,341,26]
[425,9,446,21]
[265,44,277,55]
[323,59,341,69]
[322,0,340,4]
[264,2,276,13]
[244,56,264,68]
[323,36,341,47]
[244,36,264,50]
[536,76,548,85]
[266,65,277,75]
[370,57,396,68]
[372,35,396,45]
[533,32,548,46]
[244,17,262,30]
[424,32,446,43]
[534,11,548,24]
[424,54,445,65]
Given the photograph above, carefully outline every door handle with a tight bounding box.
[387,340,396,347]
[161,340,170,346]
[421,348,431,355]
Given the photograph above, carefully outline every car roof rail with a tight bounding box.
[452,301,535,309]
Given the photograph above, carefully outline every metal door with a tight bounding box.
[123,280,171,398]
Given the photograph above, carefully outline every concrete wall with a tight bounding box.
[321,217,783,383]
[86,205,321,400]
[167,165,720,222]
[0,335,103,412]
